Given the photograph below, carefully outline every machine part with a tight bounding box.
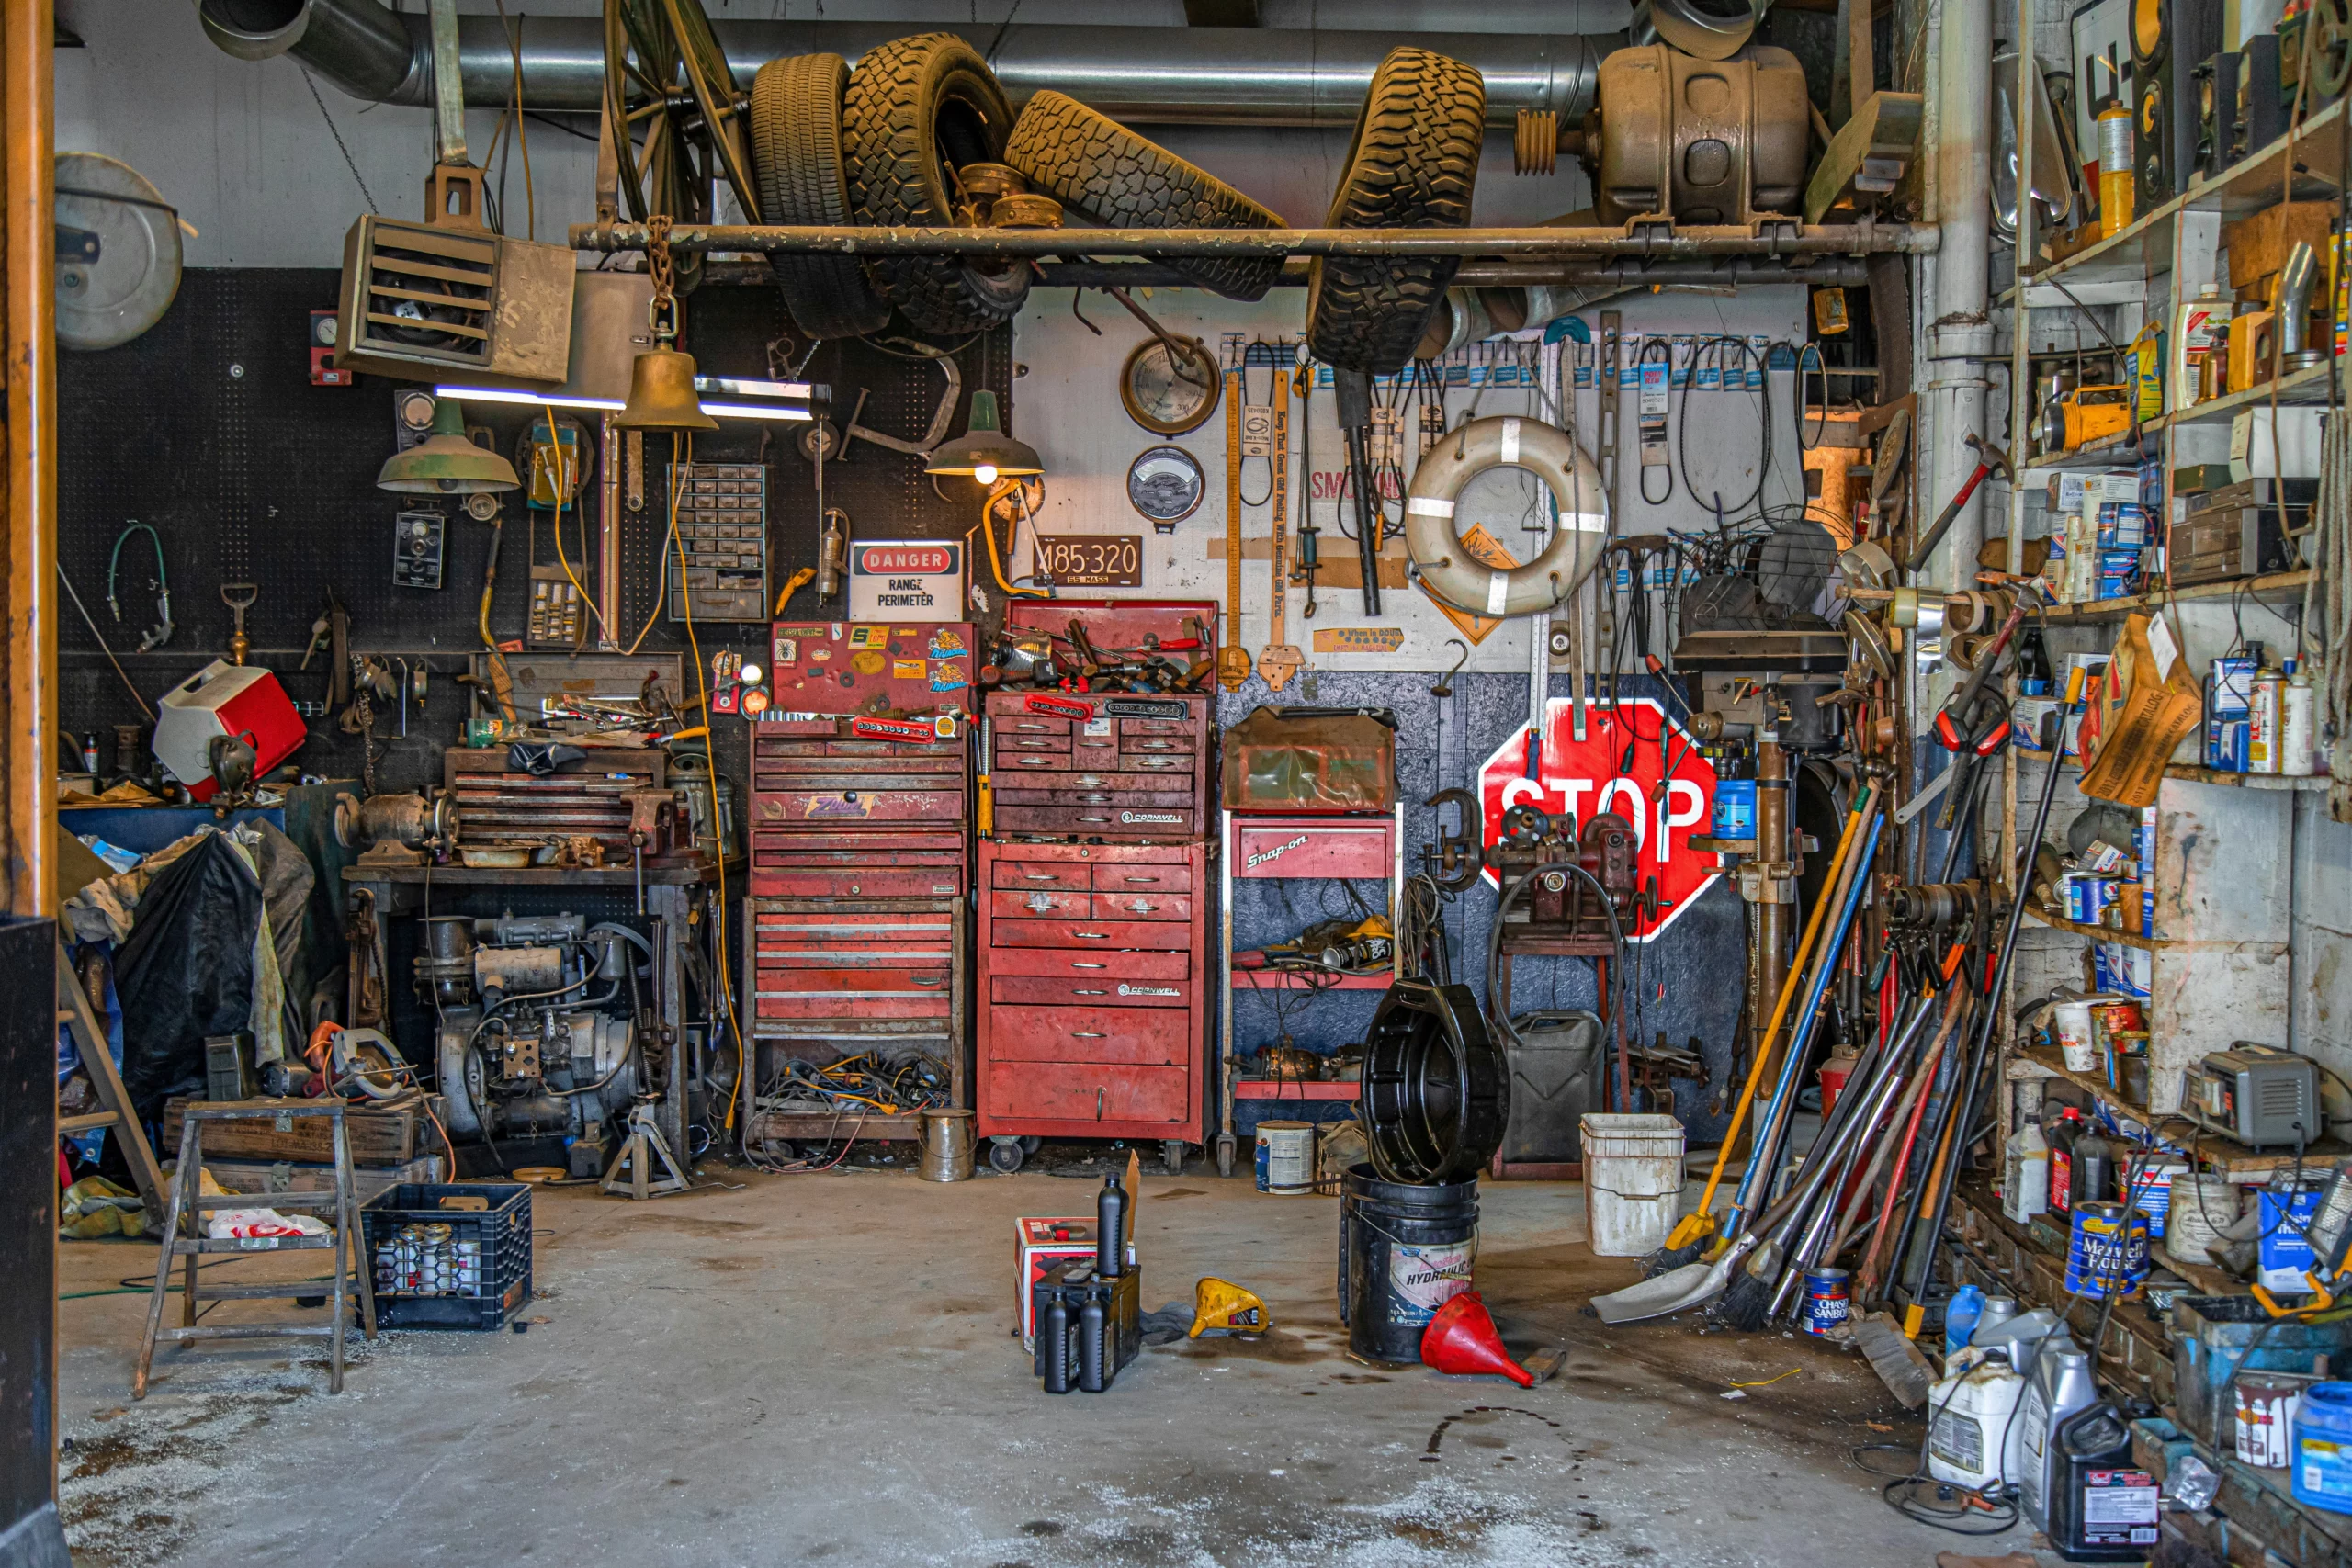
[54,152,183,352]
[816,508,850,600]
[198,3,1621,129]
[220,581,256,665]
[334,789,459,860]
[603,0,763,247]
[1580,44,1809,227]
[475,944,566,997]
[1883,881,1984,930]
[1991,49,2075,242]
[749,54,892,339]
[334,211,575,385]
[1420,789,1486,894]
[1006,89,1287,299]
[1306,48,1487,374]
[1361,977,1510,1184]
[1118,335,1222,436]
[1127,445,1207,528]
[1642,0,1767,62]
[1406,415,1608,617]
[842,33,1029,334]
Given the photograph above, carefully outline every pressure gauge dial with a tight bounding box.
[1119,333,1221,436]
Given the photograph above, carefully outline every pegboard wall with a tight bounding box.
[56,268,1012,795]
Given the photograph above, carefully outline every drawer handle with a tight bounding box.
[1072,931,1109,940]
[1023,874,1061,882]
[1135,760,1177,769]
[1073,987,1108,996]
[1079,815,1112,823]
[1122,875,1161,884]
[1077,795,1112,804]
[1074,1032,1108,1039]
[1075,776,1111,786]
[1014,722,1051,730]
[911,978,945,987]
[1137,741,1175,750]
[1097,1089,1105,1121]
[1071,962,1107,969]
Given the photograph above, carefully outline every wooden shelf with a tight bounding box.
[2041,569,2315,625]
[2164,764,2332,791]
[1231,1080,1360,1100]
[2163,359,2339,428]
[2011,1045,2351,1182]
[2021,904,2170,950]
[2022,434,2146,472]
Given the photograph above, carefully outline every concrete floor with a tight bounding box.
[51,1160,2035,1568]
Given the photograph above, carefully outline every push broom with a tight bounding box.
[1643,784,1875,1275]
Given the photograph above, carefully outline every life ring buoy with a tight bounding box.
[1405,415,1610,617]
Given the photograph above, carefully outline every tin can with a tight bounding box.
[2239,1372,2316,1468]
[2064,1201,2151,1297]
[1801,1267,1851,1337]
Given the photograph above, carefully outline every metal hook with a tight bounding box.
[1430,638,1469,698]
[1070,289,1102,336]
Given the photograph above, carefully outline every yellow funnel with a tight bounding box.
[1190,1277,1270,1337]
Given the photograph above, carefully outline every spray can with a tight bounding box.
[2175,284,2224,412]
[2284,659,2319,777]
[2251,661,2288,773]
[2131,322,2165,423]
[2098,102,2135,238]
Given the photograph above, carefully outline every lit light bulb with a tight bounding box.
[739,662,764,686]
[974,462,999,486]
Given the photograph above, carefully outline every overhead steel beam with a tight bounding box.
[570,222,1940,258]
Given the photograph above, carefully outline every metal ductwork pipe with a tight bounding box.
[197,0,1623,127]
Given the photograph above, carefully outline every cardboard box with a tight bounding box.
[2079,615,2203,807]
[1015,1216,1101,1347]
[2225,200,2341,290]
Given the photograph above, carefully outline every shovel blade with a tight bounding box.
[1589,1258,1733,1325]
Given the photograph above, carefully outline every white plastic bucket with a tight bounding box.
[1255,1122,1316,1195]
[2052,1000,2097,1072]
[1580,1112,1687,1257]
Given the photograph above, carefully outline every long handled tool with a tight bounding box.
[1649,785,1875,1269]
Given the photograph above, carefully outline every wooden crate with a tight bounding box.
[160,1097,436,1167]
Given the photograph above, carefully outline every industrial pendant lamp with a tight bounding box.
[376,397,520,494]
[613,215,718,433]
[923,390,1042,488]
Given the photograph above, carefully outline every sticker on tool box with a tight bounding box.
[804,795,875,818]
[930,662,968,693]
[893,660,926,679]
[849,626,891,649]
[928,630,967,658]
[1388,1240,1474,1325]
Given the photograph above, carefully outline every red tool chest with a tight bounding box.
[984,691,1212,840]
[741,620,975,1146]
[977,840,1210,1172]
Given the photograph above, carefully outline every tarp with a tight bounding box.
[115,832,263,1119]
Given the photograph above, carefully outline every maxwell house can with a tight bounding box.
[2065,1201,2151,1297]
[1801,1267,1851,1336]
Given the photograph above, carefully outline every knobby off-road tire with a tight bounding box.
[1304,49,1486,374]
[1006,90,1287,301]
[842,33,1029,335]
[750,54,893,340]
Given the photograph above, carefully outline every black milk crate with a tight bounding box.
[361,1181,533,1330]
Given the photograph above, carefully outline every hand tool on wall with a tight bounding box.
[1333,365,1384,616]
[107,522,173,651]
[1217,363,1253,691]
[1258,365,1303,690]
[220,582,257,665]
[1905,433,2012,575]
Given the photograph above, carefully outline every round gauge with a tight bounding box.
[1127,446,1206,526]
[394,388,437,434]
[1120,334,1221,435]
[464,491,503,521]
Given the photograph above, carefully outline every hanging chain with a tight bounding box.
[647,213,677,344]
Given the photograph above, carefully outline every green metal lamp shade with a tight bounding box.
[377,398,521,494]
[923,389,1043,481]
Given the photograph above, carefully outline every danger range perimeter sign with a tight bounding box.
[1476,696,1722,942]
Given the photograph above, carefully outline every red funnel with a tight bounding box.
[1420,1292,1533,1387]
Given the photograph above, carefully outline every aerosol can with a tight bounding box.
[816,508,849,602]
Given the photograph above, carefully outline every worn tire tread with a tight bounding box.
[842,32,1028,335]
[1306,49,1486,373]
[1005,91,1286,300]
[749,54,892,340]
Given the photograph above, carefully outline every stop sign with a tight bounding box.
[1475,696,1721,942]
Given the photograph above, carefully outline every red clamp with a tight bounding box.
[851,716,944,744]
[1024,694,1094,720]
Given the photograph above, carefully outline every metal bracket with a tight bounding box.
[804,346,963,461]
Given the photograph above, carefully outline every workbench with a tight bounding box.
[342,859,741,1168]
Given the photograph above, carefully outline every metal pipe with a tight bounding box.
[570,222,1941,258]
[1018,258,1878,289]
[1919,0,1995,601]
[198,0,1623,127]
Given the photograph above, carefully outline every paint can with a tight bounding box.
[2064,1201,2151,1297]
[1338,1164,1478,1364]
[2237,1371,2318,1468]
[2165,1176,2243,1269]
[1255,1122,1317,1195]
[1801,1267,1852,1337]
[917,1109,975,1182]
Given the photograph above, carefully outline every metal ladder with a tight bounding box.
[132,1100,379,1398]
[56,938,165,1215]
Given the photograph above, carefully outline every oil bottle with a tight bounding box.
[2019,1345,2099,1529]
[2005,1116,2052,1223]
[2046,1403,2157,1560]
[2047,1107,2087,1217]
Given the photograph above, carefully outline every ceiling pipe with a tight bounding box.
[197,0,1623,127]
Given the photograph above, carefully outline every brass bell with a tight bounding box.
[613,346,718,433]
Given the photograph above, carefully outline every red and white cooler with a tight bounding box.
[153,660,307,799]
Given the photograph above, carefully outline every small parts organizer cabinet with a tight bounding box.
[741,619,975,1149]
[986,690,1211,840]
[976,839,1209,1175]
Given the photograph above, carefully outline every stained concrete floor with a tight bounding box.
[51,1160,2036,1568]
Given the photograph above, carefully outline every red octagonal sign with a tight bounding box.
[1476,696,1721,942]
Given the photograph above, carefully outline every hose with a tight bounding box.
[1481,855,1629,1094]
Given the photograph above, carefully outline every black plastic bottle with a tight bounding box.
[2018,626,2054,697]
[2046,1403,2153,1562]
[1097,1177,1126,1278]
[1041,1296,1072,1394]
[1078,1297,1108,1393]
[2072,1128,2117,1213]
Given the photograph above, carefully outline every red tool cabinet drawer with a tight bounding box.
[754,742,963,767]
[752,912,956,965]
[991,859,1091,891]
[996,733,1070,756]
[754,787,966,825]
[989,973,1189,1008]
[752,834,962,863]
[1118,718,1194,738]
[986,1005,1190,1065]
[1089,890,1192,922]
[988,886,1090,920]
[993,786,1194,808]
[1093,863,1193,893]
[752,869,965,898]
[996,715,1071,736]
[1117,754,1193,777]
[1234,818,1394,878]
[988,918,1192,951]
[982,947,1188,980]
[1119,733,1196,754]
[981,1062,1191,1123]
[994,805,1197,835]
[755,967,953,1020]
[995,753,1079,776]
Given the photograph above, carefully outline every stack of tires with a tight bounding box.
[746,35,1484,367]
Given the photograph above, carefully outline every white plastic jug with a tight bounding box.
[1928,1348,2030,1492]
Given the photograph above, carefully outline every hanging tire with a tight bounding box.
[750,54,892,340]
[1005,90,1287,301]
[1304,48,1486,374]
[843,33,1029,335]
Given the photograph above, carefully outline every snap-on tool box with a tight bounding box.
[743,621,975,1145]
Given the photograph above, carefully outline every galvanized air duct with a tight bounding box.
[198,0,1623,127]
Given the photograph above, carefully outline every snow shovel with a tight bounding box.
[1590,1231,1760,1325]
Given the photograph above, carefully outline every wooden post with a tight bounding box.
[4,0,56,921]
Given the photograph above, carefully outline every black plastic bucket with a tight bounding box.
[1337,1162,1479,1364]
